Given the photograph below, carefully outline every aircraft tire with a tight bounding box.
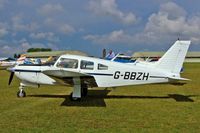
[69,93,81,101]
[17,90,26,98]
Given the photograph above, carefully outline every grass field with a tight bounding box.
[0,63,200,132]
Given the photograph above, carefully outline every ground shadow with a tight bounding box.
[168,94,194,102]
[61,90,111,107]
[28,90,196,107]
[29,90,111,107]
[102,94,195,102]
[170,82,187,86]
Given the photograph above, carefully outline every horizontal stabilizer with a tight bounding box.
[168,76,190,81]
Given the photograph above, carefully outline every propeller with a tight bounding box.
[7,67,15,85]
[8,72,14,85]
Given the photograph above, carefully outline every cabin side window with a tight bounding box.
[56,58,78,69]
[98,63,108,70]
[81,60,94,70]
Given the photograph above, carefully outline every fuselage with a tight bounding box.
[13,55,170,88]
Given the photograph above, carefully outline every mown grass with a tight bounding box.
[0,63,200,132]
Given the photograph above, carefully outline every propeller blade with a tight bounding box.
[8,72,14,85]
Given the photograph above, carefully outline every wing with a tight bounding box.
[42,69,98,87]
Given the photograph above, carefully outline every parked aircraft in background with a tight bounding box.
[0,55,27,68]
[7,40,191,101]
[0,57,16,67]
[111,54,136,63]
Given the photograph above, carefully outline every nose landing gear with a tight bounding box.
[17,85,26,98]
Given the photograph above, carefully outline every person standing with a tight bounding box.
[102,48,106,59]
[106,50,115,60]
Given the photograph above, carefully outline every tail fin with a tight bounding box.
[155,40,191,74]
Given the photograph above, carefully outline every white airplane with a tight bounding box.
[0,57,16,67]
[0,55,26,68]
[7,40,191,101]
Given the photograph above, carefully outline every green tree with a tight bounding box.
[27,48,52,52]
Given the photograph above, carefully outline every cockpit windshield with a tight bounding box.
[43,56,59,66]
[56,58,78,69]
[19,56,59,66]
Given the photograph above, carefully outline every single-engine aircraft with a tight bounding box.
[7,40,191,101]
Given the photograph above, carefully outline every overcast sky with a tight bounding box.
[0,0,200,57]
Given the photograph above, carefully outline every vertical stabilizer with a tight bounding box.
[155,40,191,74]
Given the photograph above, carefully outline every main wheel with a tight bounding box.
[17,90,26,98]
[69,93,81,101]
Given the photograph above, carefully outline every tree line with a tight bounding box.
[14,48,52,58]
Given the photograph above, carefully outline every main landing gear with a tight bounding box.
[17,85,26,98]
[69,86,88,101]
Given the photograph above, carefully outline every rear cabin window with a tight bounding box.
[56,58,78,69]
[81,60,94,70]
[98,64,108,70]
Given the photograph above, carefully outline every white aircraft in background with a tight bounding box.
[0,57,16,67]
[0,55,26,67]
[7,40,191,101]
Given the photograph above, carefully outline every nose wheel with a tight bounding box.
[17,86,26,98]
